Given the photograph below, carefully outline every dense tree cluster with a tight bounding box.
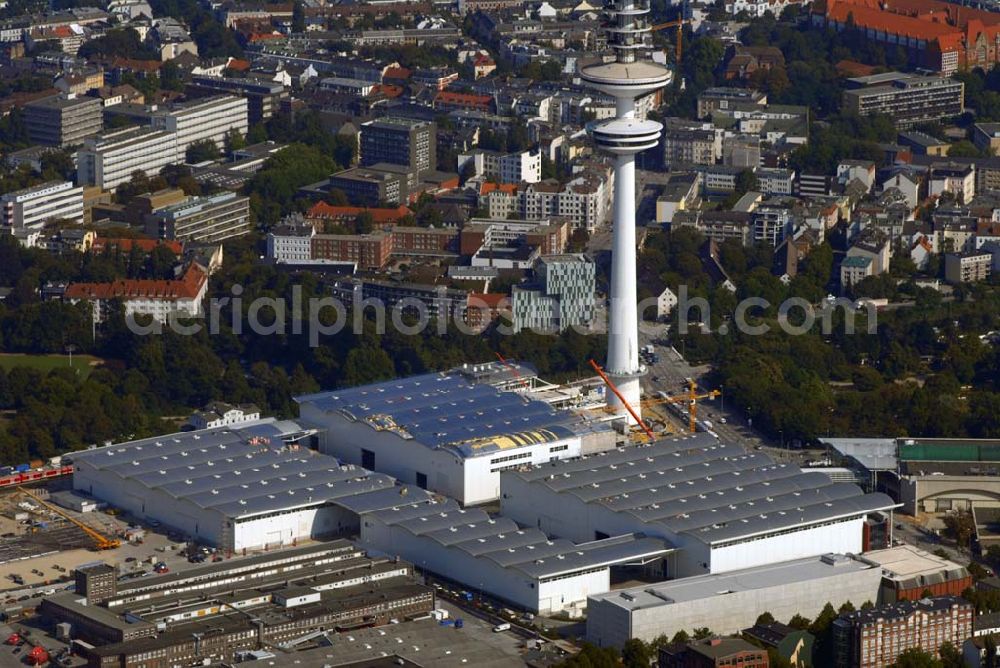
[638,225,1000,444]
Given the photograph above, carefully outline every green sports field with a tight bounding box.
[0,353,104,379]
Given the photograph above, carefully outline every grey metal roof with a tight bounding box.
[590,553,878,611]
[72,420,398,520]
[820,437,898,470]
[506,434,899,545]
[367,501,673,581]
[295,371,605,457]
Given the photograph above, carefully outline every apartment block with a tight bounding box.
[360,118,436,175]
[832,597,972,668]
[696,87,767,119]
[323,167,405,206]
[266,216,314,263]
[840,255,874,288]
[1,180,83,228]
[144,192,252,243]
[842,73,964,128]
[944,251,993,284]
[65,264,208,324]
[77,127,181,191]
[664,118,721,166]
[511,254,595,333]
[150,95,249,154]
[185,75,288,125]
[458,148,542,184]
[518,169,611,232]
[930,162,976,204]
[311,231,393,270]
[25,94,103,147]
[460,219,569,256]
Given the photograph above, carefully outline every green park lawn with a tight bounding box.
[0,353,104,379]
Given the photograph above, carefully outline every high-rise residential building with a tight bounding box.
[360,118,436,175]
[77,127,181,191]
[24,94,103,147]
[842,73,964,128]
[832,597,972,668]
[144,192,252,243]
[944,250,993,284]
[511,254,595,332]
[185,76,288,125]
[1,180,84,228]
[150,95,249,154]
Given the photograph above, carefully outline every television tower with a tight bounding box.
[580,0,671,423]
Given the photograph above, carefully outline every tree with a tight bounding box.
[787,614,811,630]
[939,641,963,668]
[735,168,759,196]
[292,0,305,32]
[889,648,943,668]
[943,511,975,549]
[671,630,690,644]
[186,139,222,164]
[621,638,652,668]
[692,627,712,640]
[224,129,246,155]
[969,561,990,580]
[948,140,985,158]
[756,611,775,625]
[355,211,374,234]
[985,634,997,668]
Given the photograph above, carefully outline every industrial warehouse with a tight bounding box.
[296,363,617,505]
[70,418,410,552]
[585,544,973,647]
[359,496,672,615]
[500,432,899,576]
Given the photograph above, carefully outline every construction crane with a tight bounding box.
[15,488,120,550]
[589,360,656,441]
[640,380,721,434]
[494,352,531,391]
[651,16,691,66]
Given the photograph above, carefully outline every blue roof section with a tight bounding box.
[295,371,588,457]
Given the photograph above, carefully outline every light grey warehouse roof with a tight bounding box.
[368,499,672,581]
[506,433,899,545]
[295,369,609,458]
[820,437,898,470]
[72,420,399,520]
[589,553,877,612]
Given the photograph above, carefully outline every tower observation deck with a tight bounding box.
[579,0,672,423]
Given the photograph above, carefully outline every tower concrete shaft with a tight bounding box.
[579,0,671,422]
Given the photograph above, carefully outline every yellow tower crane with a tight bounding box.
[640,380,721,434]
[651,16,691,67]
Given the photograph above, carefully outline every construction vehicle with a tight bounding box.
[14,488,120,550]
[640,379,721,434]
